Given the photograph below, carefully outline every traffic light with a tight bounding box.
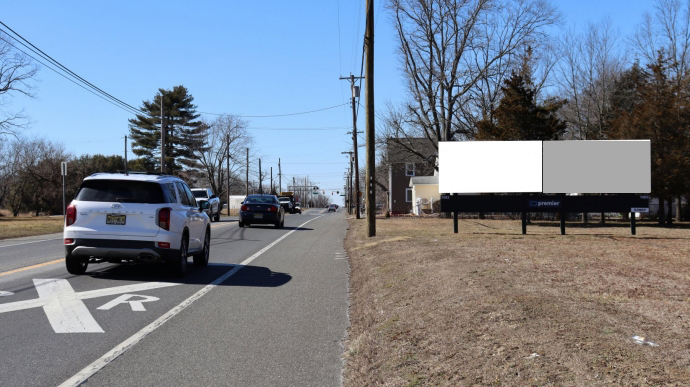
[322,190,325,194]
[337,191,339,194]
[331,192,334,195]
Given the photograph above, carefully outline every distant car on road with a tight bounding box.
[328,204,337,212]
[294,202,302,214]
[191,188,221,222]
[63,172,211,277]
[239,194,285,228]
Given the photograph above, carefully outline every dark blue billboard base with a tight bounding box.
[440,194,649,235]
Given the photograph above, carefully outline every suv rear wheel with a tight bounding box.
[193,229,210,267]
[170,237,188,277]
[65,253,88,275]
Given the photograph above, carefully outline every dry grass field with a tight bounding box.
[0,215,63,239]
[343,218,690,386]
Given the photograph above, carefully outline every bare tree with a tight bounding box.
[0,32,38,138]
[556,17,626,140]
[385,0,560,159]
[190,115,252,199]
[631,0,690,82]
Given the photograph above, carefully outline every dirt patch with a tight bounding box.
[343,218,690,386]
[0,216,63,239]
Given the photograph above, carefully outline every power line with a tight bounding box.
[199,103,349,118]
[0,36,142,117]
[0,21,145,116]
[247,127,348,131]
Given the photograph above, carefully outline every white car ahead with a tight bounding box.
[63,172,211,276]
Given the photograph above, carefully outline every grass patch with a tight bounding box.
[343,218,690,386]
[0,216,63,239]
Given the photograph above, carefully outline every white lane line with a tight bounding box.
[0,238,62,249]
[59,215,323,387]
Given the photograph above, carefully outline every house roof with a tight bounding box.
[409,176,439,186]
[387,138,437,164]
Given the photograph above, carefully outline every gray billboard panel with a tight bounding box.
[542,140,650,193]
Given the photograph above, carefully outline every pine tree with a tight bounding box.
[609,54,690,225]
[129,86,206,175]
[476,72,567,141]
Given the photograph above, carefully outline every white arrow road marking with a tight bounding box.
[0,291,14,296]
[97,294,160,312]
[0,279,180,333]
[34,279,104,333]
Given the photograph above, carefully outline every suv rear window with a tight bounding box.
[76,180,167,203]
[192,190,208,198]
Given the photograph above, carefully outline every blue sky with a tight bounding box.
[2,0,657,204]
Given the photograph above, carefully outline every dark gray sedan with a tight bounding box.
[239,194,285,228]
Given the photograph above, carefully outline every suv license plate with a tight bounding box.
[254,213,263,219]
[106,214,126,225]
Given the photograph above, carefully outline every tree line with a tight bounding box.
[0,84,255,216]
[380,0,690,224]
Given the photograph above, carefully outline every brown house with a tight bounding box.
[387,138,436,214]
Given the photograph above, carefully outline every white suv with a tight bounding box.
[63,172,211,276]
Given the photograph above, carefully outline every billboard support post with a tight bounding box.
[631,212,636,235]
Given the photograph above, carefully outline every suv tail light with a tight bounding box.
[158,208,171,230]
[268,205,277,212]
[66,204,77,226]
[241,205,249,211]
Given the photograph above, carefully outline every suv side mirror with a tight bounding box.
[199,201,210,211]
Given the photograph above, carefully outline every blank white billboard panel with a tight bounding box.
[542,140,651,193]
[439,141,542,193]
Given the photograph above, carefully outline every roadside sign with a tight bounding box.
[631,207,649,213]
[61,162,67,176]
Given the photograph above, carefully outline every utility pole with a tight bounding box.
[226,134,230,216]
[278,158,282,194]
[270,167,273,194]
[293,176,296,202]
[124,135,128,174]
[342,151,354,215]
[340,73,365,219]
[259,158,263,194]
[160,94,165,173]
[365,0,376,237]
[246,148,249,196]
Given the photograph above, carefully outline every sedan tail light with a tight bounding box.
[241,205,249,211]
[66,204,77,226]
[158,208,171,230]
[268,205,278,212]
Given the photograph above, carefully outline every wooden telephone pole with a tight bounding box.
[160,94,165,173]
[226,134,231,216]
[340,74,364,219]
[365,0,376,237]
[246,148,249,196]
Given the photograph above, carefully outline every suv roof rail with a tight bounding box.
[114,170,170,175]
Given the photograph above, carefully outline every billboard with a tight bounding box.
[439,140,651,194]
[542,140,651,193]
[438,141,543,193]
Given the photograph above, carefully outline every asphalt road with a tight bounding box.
[0,208,350,387]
